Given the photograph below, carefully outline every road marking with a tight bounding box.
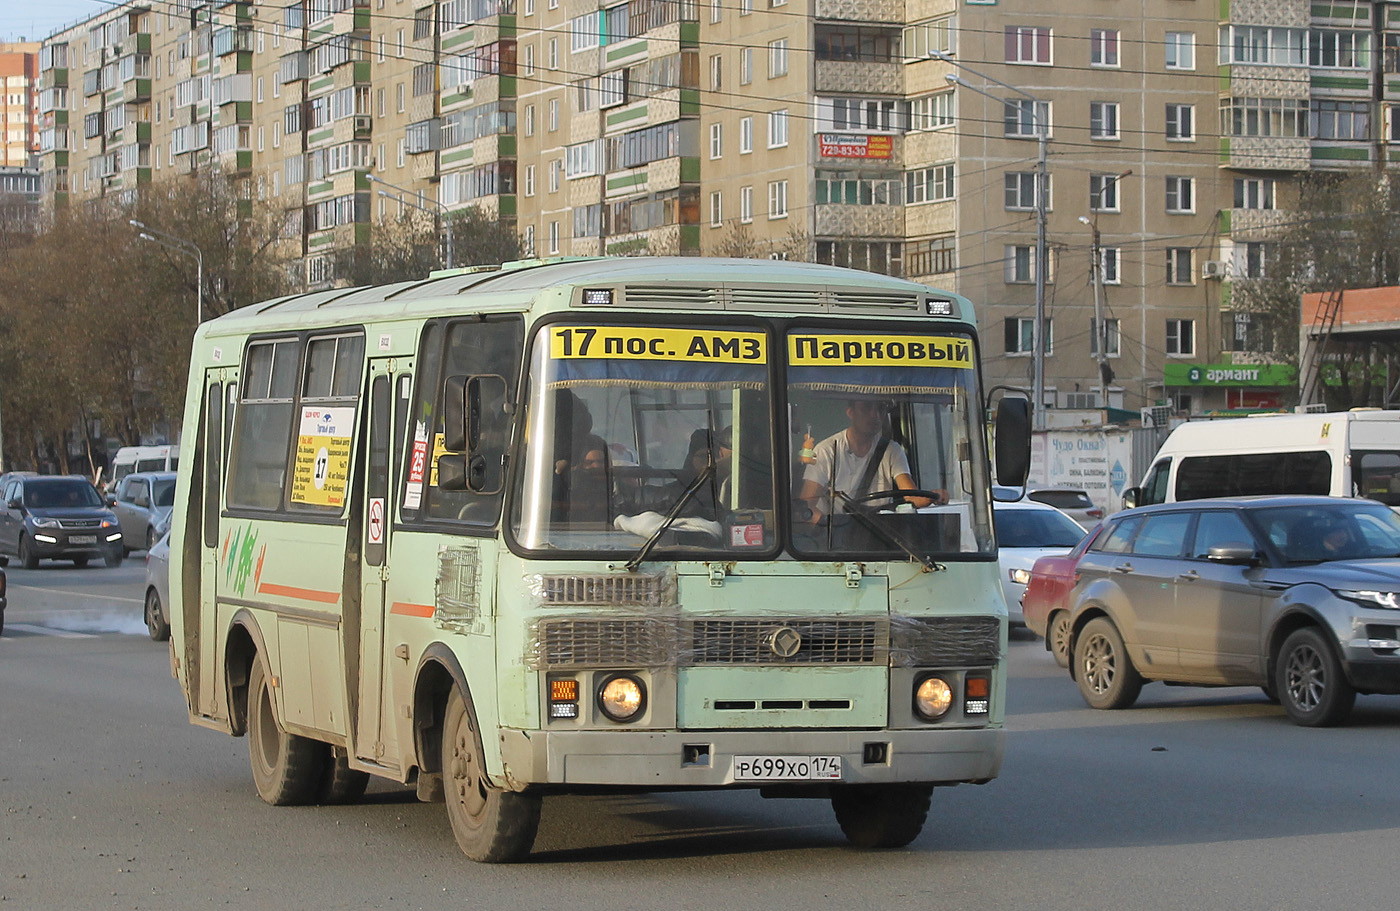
[3,623,98,639]
[8,586,142,605]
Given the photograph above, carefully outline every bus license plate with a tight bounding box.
[69,535,97,544]
[732,755,842,781]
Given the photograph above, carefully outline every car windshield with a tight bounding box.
[1254,502,1400,564]
[153,480,176,508]
[994,507,1087,548]
[25,480,102,509]
[1354,450,1400,507]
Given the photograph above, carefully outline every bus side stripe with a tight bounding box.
[390,602,436,617]
[256,581,342,604]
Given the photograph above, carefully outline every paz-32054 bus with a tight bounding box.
[168,257,1030,862]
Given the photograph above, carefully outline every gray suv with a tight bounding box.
[1063,495,1400,726]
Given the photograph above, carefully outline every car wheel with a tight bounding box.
[18,535,38,570]
[1074,616,1143,710]
[442,687,541,863]
[318,746,370,805]
[247,657,322,805]
[831,783,933,848]
[1048,611,1072,669]
[144,588,170,642]
[104,549,123,568]
[145,527,157,551]
[1277,627,1355,727]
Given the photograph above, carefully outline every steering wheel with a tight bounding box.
[846,488,947,509]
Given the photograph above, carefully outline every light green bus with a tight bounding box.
[169,257,1030,862]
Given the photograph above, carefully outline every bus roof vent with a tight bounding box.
[619,285,722,309]
[831,290,922,311]
[728,287,825,311]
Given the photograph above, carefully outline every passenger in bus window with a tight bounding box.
[567,434,614,524]
[798,400,943,524]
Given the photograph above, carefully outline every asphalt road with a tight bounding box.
[4,563,1400,911]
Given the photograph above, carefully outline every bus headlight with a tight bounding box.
[913,675,953,721]
[597,674,646,723]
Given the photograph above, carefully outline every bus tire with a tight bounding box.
[318,746,370,804]
[442,687,541,863]
[831,783,933,849]
[247,658,321,806]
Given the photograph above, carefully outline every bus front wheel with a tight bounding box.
[441,688,541,863]
[831,783,933,848]
[247,658,322,806]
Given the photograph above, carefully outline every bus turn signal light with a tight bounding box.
[549,678,579,719]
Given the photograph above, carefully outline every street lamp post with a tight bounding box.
[1078,170,1132,395]
[130,219,204,323]
[366,173,455,270]
[935,52,1050,429]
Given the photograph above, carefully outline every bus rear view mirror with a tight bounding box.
[994,396,1031,487]
[438,454,468,491]
[443,375,469,452]
[466,375,508,454]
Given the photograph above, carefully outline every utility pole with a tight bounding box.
[1079,170,1132,402]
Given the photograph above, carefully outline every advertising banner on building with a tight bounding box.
[1029,429,1136,517]
[818,134,894,159]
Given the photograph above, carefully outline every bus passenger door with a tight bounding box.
[356,362,408,765]
[193,376,231,718]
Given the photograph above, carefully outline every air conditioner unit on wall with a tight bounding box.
[1202,260,1227,280]
[353,115,371,134]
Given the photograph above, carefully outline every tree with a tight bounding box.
[339,206,520,287]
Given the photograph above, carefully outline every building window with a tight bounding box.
[1166,103,1195,140]
[1005,172,1045,211]
[739,47,752,84]
[710,191,722,227]
[1090,317,1121,357]
[907,163,955,204]
[1166,318,1195,356]
[524,104,535,136]
[767,109,788,148]
[907,235,955,276]
[1220,26,1306,66]
[828,98,905,133]
[1234,177,1275,209]
[768,38,788,78]
[1005,245,1052,284]
[549,221,560,255]
[1222,311,1274,352]
[1005,26,1052,65]
[816,24,901,62]
[1220,97,1309,138]
[1242,241,1270,278]
[548,38,559,69]
[1166,249,1194,285]
[1005,317,1052,354]
[1090,29,1119,67]
[548,98,559,131]
[816,171,903,205]
[1098,246,1121,285]
[710,53,722,90]
[1309,30,1371,69]
[1089,102,1119,139]
[1311,99,1371,140]
[524,164,535,196]
[709,122,722,159]
[816,240,904,276]
[1165,32,1195,70]
[739,116,753,153]
[1004,98,1050,138]
[768,180,788,218]
[903,15,957,60]
[740,185,753,223]
[1089,173,1121,212]
[910,91,954,131]
[1165,176,1194,213]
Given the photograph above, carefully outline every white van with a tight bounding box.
[109,445,179,486]
[1124,410,1400,508]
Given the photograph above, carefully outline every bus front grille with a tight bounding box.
[890,616,1002,667]
[689,619,884,665]
[535,618,674,668]
[534,571,673,607]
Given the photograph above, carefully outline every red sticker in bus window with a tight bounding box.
[729,524,765,547]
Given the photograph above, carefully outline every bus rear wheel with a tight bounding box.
[247,658,321,806]
[441,688,540,863]
[831,783,933,848]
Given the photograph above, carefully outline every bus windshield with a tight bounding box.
[510,320,993,560]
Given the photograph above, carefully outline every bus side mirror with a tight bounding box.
[443,375,469,452]
[1122,486,1141,510]
[993,396,1031,487]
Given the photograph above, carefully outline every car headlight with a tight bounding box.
[1008,568,1032,585]
[1336,589,1400,610]
[30,516,60,528]
[913,675,953,721]
[596,674,646,723]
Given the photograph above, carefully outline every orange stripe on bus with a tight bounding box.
[390,602,436,617]
[256,582,342,604]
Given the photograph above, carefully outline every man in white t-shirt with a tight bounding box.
[798,400,943,523]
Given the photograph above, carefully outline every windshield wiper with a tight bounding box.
[833,490,941,572]
[625,463,714,572]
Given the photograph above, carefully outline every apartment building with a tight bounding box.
[0,42,40,167]
[31,1,1400,417]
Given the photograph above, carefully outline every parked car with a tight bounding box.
[993,499,1087,625]
[0,475,125,568]
[109,471,176,553]
[1059,495,1400,726]
[1022,526,1104,668]
[143,530,171,641]
[1024,488,1104,529]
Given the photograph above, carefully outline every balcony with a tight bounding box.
[1219,135,1311,171]
[815,61,902,95]
[815,0,903,22]
[814,204,904,237]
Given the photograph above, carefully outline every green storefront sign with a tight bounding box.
[1164,363,1296,387]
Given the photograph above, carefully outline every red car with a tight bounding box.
[1022,525,1103,667]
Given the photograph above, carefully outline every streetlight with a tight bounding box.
[366,173,455,270]
[934,51,1049,430]
[1078,169,1132,394]
[130,219,204,323]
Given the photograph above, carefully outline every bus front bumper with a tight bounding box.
[497,727,1004,789]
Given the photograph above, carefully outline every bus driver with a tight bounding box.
[799,399,944,524]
